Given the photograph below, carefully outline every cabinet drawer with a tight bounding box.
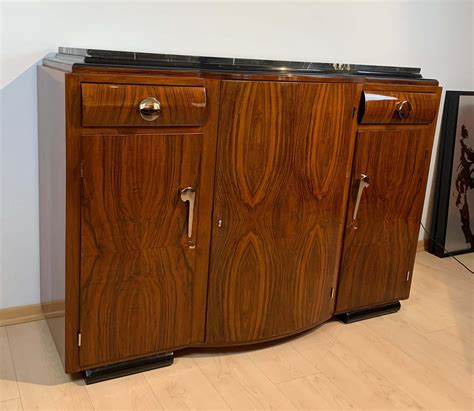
[82,83,207,127]
[360,91,438,125]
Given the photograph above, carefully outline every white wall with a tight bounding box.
[1,0,473,309]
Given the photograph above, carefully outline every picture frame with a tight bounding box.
[430,91,474,257]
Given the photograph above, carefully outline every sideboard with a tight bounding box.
[38,48,441,383]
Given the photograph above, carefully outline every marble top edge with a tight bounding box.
[52,47,422,77]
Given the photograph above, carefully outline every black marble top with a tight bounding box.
[43,47,424,79]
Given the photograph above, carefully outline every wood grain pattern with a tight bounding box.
[82,83,206,127]
[336,129,434,313]
[206,80,359,344]
[143,357,230,410]
[73,65,440,87]
[3,252,471,410]
[195,354,297,409]
[246,342,317,384]
[203,252,469,409]
[304,343,422,409]
[74,65,366,85]
[79,133,203,368]
[190,79,221,342]
[85,373,162,410]
[64,73,82,373]
[76,72,205,87]
[360,91,438,124]
[364,83,440,92]
[39,62,443,372]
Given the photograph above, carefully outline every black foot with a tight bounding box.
[337,301,401,324]
[82,352,174,384]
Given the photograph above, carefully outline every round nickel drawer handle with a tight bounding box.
[397,100,412,119]
[139,97,161,121]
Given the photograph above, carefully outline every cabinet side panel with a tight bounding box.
[38,66,66,365]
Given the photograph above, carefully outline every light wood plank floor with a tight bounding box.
[1,251,472,410]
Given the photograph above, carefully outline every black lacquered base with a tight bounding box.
[337,301,401,324]
[82,352,174,384]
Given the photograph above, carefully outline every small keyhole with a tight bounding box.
[216,219,223,228]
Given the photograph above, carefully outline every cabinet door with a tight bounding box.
[79,134,202,367]
[336,129,432,313]
[206,81,358,344]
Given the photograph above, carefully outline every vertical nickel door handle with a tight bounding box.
[352,174,370,222]
[180,187,196,248]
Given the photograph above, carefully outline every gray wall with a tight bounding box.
[1,65,40,308]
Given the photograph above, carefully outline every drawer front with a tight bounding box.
[360,91,438,125]
[82,83,207,127]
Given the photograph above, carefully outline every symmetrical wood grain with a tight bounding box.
[3,252,472,410]
[206,80,359,344]
[79,133,203,367]
[82,83,206,127]
[336,129,434,312]
[360,91,438,124]
[38,61,443,373]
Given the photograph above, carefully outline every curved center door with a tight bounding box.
[206,80,360,344]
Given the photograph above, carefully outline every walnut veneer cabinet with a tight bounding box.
[39,48,441,383]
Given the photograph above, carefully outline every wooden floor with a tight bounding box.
[1,251,472,410]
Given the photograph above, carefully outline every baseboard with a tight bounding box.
[417,239,428,252]
[0,300,65,327]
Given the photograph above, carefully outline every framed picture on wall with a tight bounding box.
[430,91,474,257]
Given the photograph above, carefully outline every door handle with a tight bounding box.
[180,187,196,248]
[352,174,370,222]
